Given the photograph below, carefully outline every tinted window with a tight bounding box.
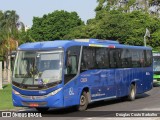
[139,50,145,67]
[81,47,110,70]
[109,49,121,68]
[80,46,151,70]
[131,50,141,67]
[96,48,109,69]
[145,50,152,67]
[121,49,132,68]
[81,47,96,70]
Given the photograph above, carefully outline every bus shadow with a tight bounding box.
[136,93,150,99]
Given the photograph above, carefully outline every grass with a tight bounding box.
[0,84,15,110]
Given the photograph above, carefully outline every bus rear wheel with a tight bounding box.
[36,107,49,112]
[77,91,88,111]
[128,84,136,101]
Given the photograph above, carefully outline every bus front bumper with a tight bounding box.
[12,90,64,108]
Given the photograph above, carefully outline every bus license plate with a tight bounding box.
[29,103,39,107]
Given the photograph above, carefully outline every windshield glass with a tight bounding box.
[153,57,160,72]
[13,50,63,85]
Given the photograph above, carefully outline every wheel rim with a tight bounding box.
[131,87,135,98]
[80,95,86,106]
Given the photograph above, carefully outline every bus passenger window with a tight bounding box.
[145,50,152,67]
[109,49,121,68]
[139,50,145,67]
[121,49,132,68]
[96,48,109,69]
[81,47,96,70]
[109,50,116,68]
[131,50,140,68]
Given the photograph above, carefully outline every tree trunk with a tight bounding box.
[0,61,3,89]
[7,51,11,83]
[3,60,7,82]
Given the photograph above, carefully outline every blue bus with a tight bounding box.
[12,39,153,111]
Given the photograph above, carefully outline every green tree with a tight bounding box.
[0,10,24,83]
[80,9,160,47]
[29,10,84,41]
[67,1,160,48]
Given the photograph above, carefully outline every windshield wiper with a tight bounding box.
[15,74,30,78]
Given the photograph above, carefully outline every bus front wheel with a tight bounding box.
[128,84,136,101]
[77,91,88,111]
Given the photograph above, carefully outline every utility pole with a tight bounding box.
[144,28,150,46]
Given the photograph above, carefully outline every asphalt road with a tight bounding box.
[1,87,160,120]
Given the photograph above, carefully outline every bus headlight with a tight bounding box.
[48,88,62,96]
[13,89,20,95]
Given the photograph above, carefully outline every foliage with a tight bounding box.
[0,10,25,60]
[66,9,160,47]
[29,10,84,41]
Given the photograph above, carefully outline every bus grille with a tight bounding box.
[20,94,48,100]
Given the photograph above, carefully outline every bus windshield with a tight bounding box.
[13,50,63,85]
[153,57,160,72]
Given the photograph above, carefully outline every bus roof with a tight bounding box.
[18,39,152,50]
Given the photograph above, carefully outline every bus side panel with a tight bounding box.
[116,68,133,98]
[143,67,153,92]
[77,70,107,101]
[101,70,116,98]
[134,68,144,94]
[89,70,106,100]
[63,78,80,107]
[135,67,153,94]
[115,69,125,97]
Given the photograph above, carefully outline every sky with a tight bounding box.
[0,0,98,27]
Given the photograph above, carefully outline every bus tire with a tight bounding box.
[77,91,88,111]
[128,84,136,101]
[36,107,49,112]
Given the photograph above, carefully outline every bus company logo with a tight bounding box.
[80,78,87,83]
[2,112,12,117]
[30,96,36,100]
[69,87,74,95]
